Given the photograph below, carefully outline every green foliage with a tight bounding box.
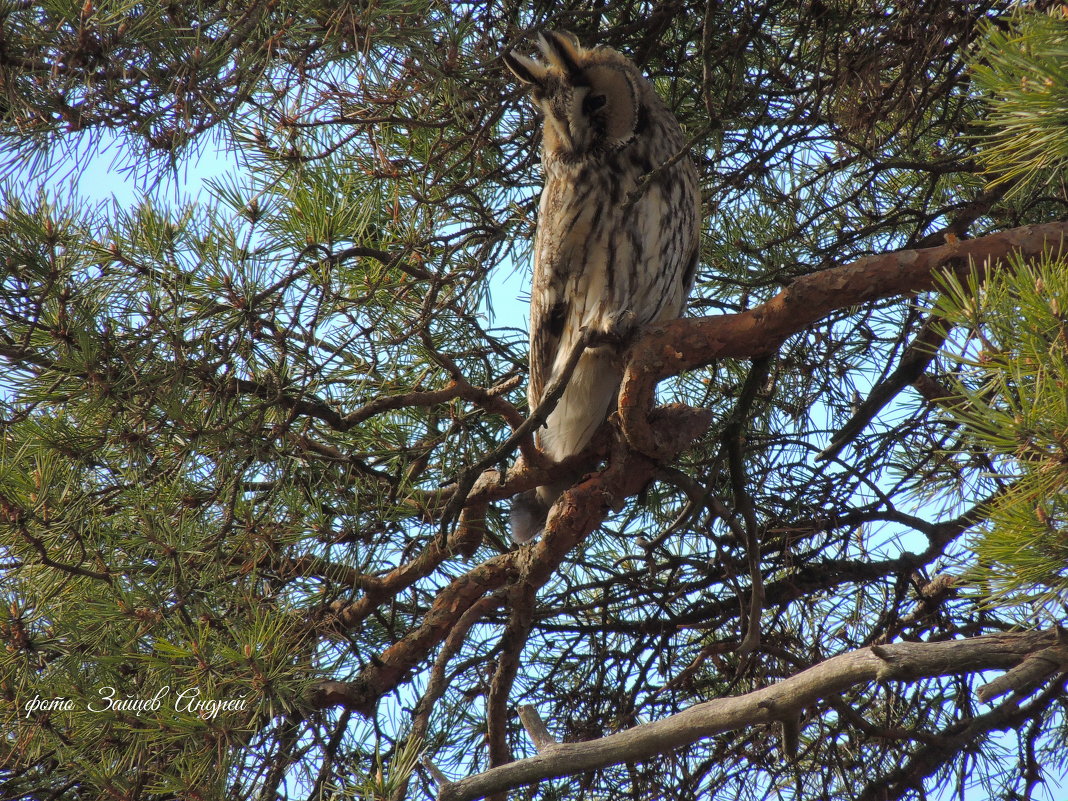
[326,734,425,801]
[0,26,516,786]
[0,195,324,798]
[932,256,1068,610]
[1,2,1067,800]
[970,7,1068,200]
[0,0,440,170]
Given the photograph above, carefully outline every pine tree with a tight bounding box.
[1,3,1066,800]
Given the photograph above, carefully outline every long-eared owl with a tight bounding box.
[505,31,700,543]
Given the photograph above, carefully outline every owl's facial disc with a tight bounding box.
[581,65,638,144]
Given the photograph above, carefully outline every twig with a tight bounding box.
[818,315,949,461]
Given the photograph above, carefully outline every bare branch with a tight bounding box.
[977,628,1068,703]
[435,630,1060,801]
[723,356,772,661]
[518,706,559,753]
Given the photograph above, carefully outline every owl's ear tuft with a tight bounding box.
[503,49,548,86]
[538,30,584,78]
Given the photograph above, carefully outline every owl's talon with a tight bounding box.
[607,309,637,338]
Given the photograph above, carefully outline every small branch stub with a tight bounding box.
[518,704,559,753]
[869,644,906,682]
[423,757,450,787]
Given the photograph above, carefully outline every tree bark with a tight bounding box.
[434,629,1062,801]
[619,221,1068,457]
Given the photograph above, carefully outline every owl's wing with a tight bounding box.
[528,185,608,409]
[527,263,567,410]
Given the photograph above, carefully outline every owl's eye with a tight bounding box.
[583,93,607,114]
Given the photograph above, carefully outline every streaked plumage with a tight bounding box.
[505,31,700,543]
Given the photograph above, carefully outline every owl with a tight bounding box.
[505,31,700,544]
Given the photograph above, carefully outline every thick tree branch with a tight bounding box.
[435,629,1061,801]
[620,221,1068,457]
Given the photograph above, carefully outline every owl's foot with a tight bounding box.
[591,309,638,347]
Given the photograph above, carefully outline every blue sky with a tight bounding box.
[9,130,534,336]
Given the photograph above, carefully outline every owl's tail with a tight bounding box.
[510,348,620,543]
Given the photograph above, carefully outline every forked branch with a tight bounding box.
[433,629,1062,801]
[619,221,1068,457]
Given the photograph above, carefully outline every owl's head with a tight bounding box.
[504,31,645,159]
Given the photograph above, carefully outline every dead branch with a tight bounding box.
[976,628,1068,703]
[435,629,1059,801]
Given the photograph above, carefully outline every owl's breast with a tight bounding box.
[533,146,697,334]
